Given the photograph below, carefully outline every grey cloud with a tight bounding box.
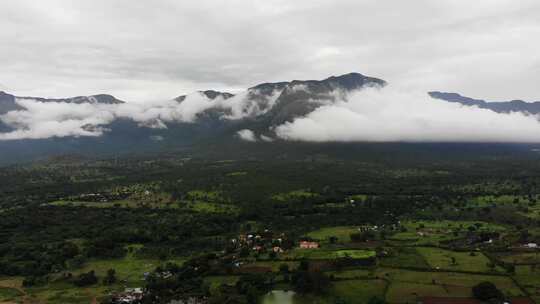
[236,129,257,142]
[0,0,539,102]
[274,86,540,143]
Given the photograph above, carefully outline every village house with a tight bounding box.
[252,245,263,252]
[112,287,144,303]
[299,241,320,249]
[273,246,284,253]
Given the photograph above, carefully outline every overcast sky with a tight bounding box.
[1,0,539,102]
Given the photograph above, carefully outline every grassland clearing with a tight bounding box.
[282,249,375,260]
[306,226,360,244]
[416,247,502,273]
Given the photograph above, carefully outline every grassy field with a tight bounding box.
[50,198,239,214]
[227,171,248,177]
[379,247,430,269]
[466,195,540,220]
[306,226,360,244]
[204,276,240,295]
[272,190,319,202]
[0,286,23,302]
[325,269,373,279]
[416,247,502,273]
[375,268,524,299]
[499,252,540,264]
[329,279,387,304]
[19,250,186,304]
[513,265,540,302]
[248,261,301,272]
[184,201,240,214]
[386,282,448,303]
[186,190,223,201]
[49,200,138,208]
[390,220,506,245]
[283,249,376,260]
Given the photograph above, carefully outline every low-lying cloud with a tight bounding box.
[0,89,281,140]
[274,86,540,143]
[236,129,257,142]
[3,85,540,143]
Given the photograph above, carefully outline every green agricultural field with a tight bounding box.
[325,269,373,279]
[204,276,240,295]
[469,195,535,207]
[379,247,430,269]
[272,189,319,202]
[385,282,448,303]
[513,265,540,302]
[416,247,502,273]
[335,250,377,259]
[248,261,300,272]
[307,226,360,244]
[329,279,387,304]
[0,286,23,302]
[21,253,186,304]
[187,190,224,201]
[499,252,540,264]
[284,249,375,260]
[49,200,138,208]
[227,171,248,176]
[375,268,524,299]
[27,282,109,304]
[185,201,240,214]
[348,194,369,202]
[390,220,506,245]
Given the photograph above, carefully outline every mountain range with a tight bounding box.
[0,72,538,164]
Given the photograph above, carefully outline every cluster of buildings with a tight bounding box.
[234,229,290,254]
[233,229,323,254]
[111,288,144,303]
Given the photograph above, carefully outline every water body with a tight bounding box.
[260,290,297,304]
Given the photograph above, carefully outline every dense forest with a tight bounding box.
[0,145,539,303]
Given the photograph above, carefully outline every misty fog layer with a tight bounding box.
[274,86,540,142]
[2,85,540,142]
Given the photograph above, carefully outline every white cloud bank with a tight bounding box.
[236,129,257,142]
[3,85,540,143]
[274,86,540,143]
[0,88,283,140]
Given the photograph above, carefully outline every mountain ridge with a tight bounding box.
[1,73,539,164]
[429,91,540,114]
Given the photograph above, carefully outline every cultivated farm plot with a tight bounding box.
[385,282,448,303]
[203,276,240,295]
[22,253,185,304]
[469,195,533,207]
[379,247,430,269]
[283,249,376,260]
[329,279,387,304]
[375,268,524,302]
[183,201,240,214]
[390,220,506,246]
[0,285,23,303]
[307,226,361,244]
[49,200,138,208]
[416,247,502,273]
[325,269,373,280]
[513,265,540,301]
[247,261,300,272]
[499,252,540,264]
[272,189,319,202]
[27,282,109,304]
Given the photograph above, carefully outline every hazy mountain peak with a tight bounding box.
[18,94,125,105]
[174,90,234,103]
[0,91,24,114]
[429,91,540,114]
